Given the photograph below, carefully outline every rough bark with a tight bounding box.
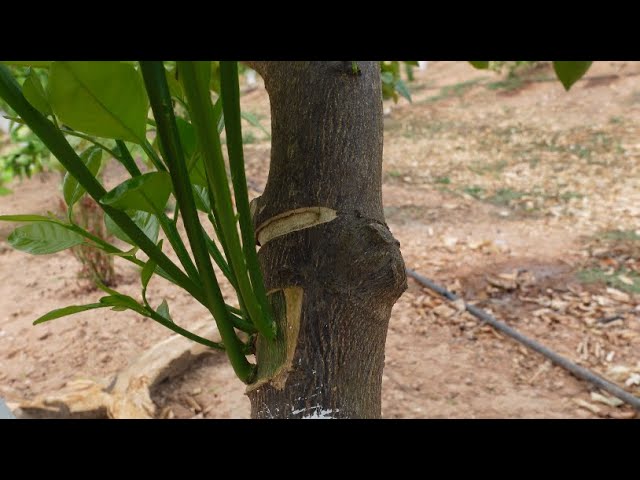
[246,62,407,418]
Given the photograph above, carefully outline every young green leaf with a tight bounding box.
[469,61,490,70]
[188,154,209,188]
[156,299,172,322]
[48,61,149,143]
[193,184,211,212]
[165,66,184,101]
[141,239,162,290]
[33,303,106,325]
[104,210,160,245]
[8,222,84,255]
[209,62,219,93]
[100,171,172,214]
[394,79,412,103]
[22,69,52,116]
[63,146,103,208]
[99,293,145,313]
[175,116,197,160]
[552,61,593,91]
[175,118,210,188]
[141,259,157,290]
[1,114,24,125]
[214,97,225,134]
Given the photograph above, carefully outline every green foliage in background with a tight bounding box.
[470,60,593,91]
[381,61,418,103]
[488,61,546,78]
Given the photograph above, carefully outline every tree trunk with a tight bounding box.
[245,61,406,418]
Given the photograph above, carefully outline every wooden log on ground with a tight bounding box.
[13,322,221,419]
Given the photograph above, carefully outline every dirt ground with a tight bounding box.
[1,61,639,419]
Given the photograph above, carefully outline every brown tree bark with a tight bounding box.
[245,61,406,418]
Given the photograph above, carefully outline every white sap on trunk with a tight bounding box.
[302,408,337,419]
[292,403,339,419]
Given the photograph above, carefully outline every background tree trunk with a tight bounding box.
[246,61,406,418]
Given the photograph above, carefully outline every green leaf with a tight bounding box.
[176,116,197,160]
[380,71,394,85]
[107,246,138,258]
[63,146,103,208]
[33,303,106,325]
[8,222,84,255]
[99,294,144,313]
[101,171,172,214]
[156,299,172,322]
[193,184,211,212]
[469,61,490,70]
[48,61,149,143]
[214,97,225,134]
[553,61,593,91]
[209,62,220,93]
[1,114,24,125]
[141,259,156,290]
[188,154,208,188]
[22,69,52,116]
[141,239,162,290]
[104,210,159,245]
[165,66,184,101]
[394,79,412,103]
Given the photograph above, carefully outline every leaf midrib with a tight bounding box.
[58,62,144,143]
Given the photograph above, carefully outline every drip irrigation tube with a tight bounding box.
[406,267,640,412]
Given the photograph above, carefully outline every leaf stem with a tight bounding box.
[220,61,274,336]
[114,140,143,176]
[144,306,225,350]
[140,61,255,383]
[141,139,167,172]
[179,61,275,341]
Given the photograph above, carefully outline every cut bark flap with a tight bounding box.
[247,287,304,392]
[256,207,337,246]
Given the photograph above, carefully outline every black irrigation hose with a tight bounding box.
[406,267,640,412]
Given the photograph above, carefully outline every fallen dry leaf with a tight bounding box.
[606,288,631,303]
[487,274,517,290]
[572,398,602,415]
[433,304,456,318]
[608,410,637,419]
[442,235,458,248]
[617,274,634,286]
[590,391,624,408]
[625,373,640,387]
[451,298,466,311]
